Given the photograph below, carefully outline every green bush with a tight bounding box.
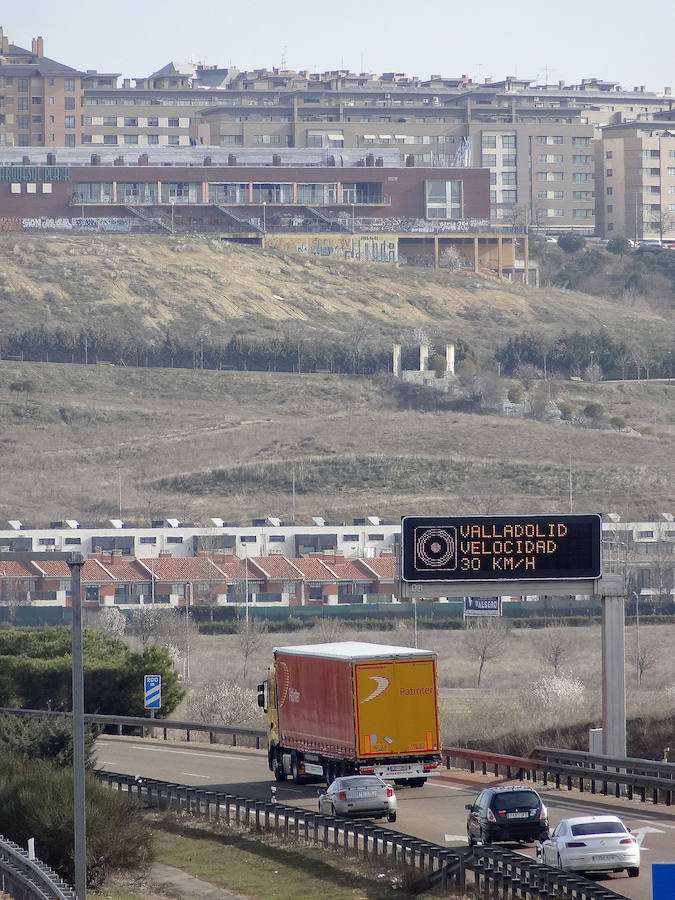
[557,233,586,253]
[0,627,184,717]
[0,713,96,768]
[0,752,153,888]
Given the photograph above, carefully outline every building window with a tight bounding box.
[490,190,497,203]
[166,536,183,544]
[481,154,497,166]
[64,134,76,147]
[425,179,463,219]
[81,134,92,143]
[268,535,286,542]
[168,135,180,145]
[18,78,29,92]
[607,204,613,212]
[64,537,82,545]
[573,155,593,165]
[667,168,675,176]
[64,78,75,92]
[81,116,92,125]
[240,535,257,543]
[573,191,594,200]
[502,154,517,167]
[502,171,517,185]
[368,533,385,541]
[607,223,614,231]
[168,117,180,127]
[64,116,75,128]
[573,173,592,183]
[537,154,563,163]
[103,134,118,144]
[31,96,41,105]
[147,116,159,127]
[501,135,516,148]
[103,116,117,126]
[17,115,29,129]
[572,137,591,146]
[147,134,159,144]
[221,135,243,145]
[39,538,56,545]
[72,182,113,203]
[124,134,139,144]
[501,190,517,203]
[342,534,359,542]
[18,97,29,111]
[481,134,497,148]
[573,209,593,218]
[139,536,157,544]
[64,97,76,110]
[124,117,138,127]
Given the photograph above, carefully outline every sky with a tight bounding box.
[3,0,674,92]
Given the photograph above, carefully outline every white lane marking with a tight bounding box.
[182,773,212,779]
[445,834,468,843]
[631,825,665,850]
[635,819,675,830]
[122,745,252,761]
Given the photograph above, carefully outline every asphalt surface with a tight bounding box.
[96,735,675,900]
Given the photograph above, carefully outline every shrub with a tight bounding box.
[557,399,576,420]
[430,354,447,378]
[609,416,628,429]
[530,673,585,710]
[8,378,37,394]
[0,713,97,768]
[507,384,524,403]
[0,752,153,887]
[606,236,632,257]
[583,402,605,420]
[557,233,586,253]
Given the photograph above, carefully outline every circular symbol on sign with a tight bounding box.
[416,527,455,567]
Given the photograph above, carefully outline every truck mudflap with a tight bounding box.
[362,760,442,779]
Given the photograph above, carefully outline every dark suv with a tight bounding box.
[466,786,549,845]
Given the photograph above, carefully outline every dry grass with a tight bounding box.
[0,233,672,355]
[176,621,675,757]
[0,360,672,525]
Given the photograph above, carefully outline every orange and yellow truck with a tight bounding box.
[258,641,442,785]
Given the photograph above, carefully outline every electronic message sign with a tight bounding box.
[401,514,601,583]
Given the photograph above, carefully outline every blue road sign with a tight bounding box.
[144,674,161,710]
[653,863,675,899]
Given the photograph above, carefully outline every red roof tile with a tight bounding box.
[357,557,397,579]
[0,561,35,577]
[330,559,372,581]
[290,558,338,580]
[249,556,303,579]
[139,557,222,581]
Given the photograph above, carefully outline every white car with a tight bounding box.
[537,815,639,878]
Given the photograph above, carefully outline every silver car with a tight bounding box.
[317,775,397,822]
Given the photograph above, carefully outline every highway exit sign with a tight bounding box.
[401,514,602,583]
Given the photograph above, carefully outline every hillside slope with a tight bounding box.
[0,234,672,355]
[0,361,672,525]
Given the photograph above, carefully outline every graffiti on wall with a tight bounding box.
[269,234,398,264]
[72,218,131,232]
[3,217,133,232]
[0,217,22,232]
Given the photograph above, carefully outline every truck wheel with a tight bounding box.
[409,778,426,788]
[291,753,303,785]
[272,756,287,783]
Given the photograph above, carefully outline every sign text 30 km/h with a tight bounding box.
[401,514,602,583]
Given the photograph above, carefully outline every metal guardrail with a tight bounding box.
[0,709,266,749]
[443,746,675,806]
[533,746,675,779]
[0,836,75,900]
[97,770,624,900]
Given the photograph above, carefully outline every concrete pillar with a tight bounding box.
[497,237,503,278]
[601,592,627,758]
[434,236,439,270]
[446,343,455,375]
[419,344,429,371]
[392,344,401,377]
[523,236,530,286]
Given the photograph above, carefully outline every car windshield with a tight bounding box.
[571,821,626,836]
[342,777,383,791]
[492,792,539,811]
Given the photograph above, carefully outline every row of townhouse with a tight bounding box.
[2,27,675,235]
[0,516,671,607]
[0,552,398,609]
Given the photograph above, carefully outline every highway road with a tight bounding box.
[96,736,675,900]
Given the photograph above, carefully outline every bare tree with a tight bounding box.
[95,607,126,639]
[236,616,268,683]
[312,616,346,643]
[0,577,30,624]
[465,618,508,687]
[185,680,261,728]
[636,642,657,688]
[126,605,167,650]
[537,623,570,675]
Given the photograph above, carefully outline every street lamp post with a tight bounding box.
[169,198,176,234]
[633,590,640,688]
[262,202,267,233]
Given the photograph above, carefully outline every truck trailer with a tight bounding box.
[257,641,442,785]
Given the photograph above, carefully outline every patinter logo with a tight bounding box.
[400,686,434,696]
[361,676,390,703]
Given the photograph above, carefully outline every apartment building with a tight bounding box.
[3,24,675,233]
[0,28,84,148]
[595,120,675,242]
